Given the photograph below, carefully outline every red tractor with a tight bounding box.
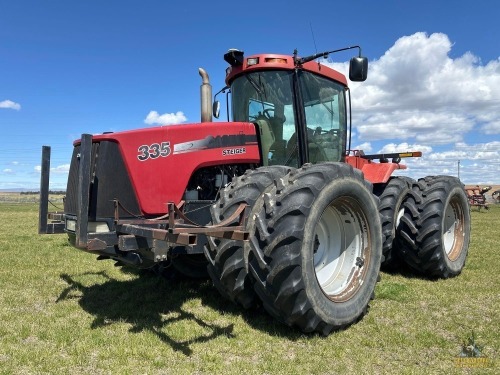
[39,46,471,335]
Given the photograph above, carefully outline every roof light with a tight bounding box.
[247,57,259,66]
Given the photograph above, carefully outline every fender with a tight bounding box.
[345,155,407,184]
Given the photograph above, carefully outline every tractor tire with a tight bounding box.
[398,176,471,278]
[374,176,415,269]
[205,166,294,309]
[248,163,382,335]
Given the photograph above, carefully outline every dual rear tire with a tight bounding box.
[398,176,471,278]
[374,176,415,269]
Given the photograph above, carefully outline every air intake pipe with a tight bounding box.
[199,68,212,123]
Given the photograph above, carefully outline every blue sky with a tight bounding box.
[1,0,499,190]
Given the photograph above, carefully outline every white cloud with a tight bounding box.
[144,110,187,126]
[0,100,21,110]
[326,32,500,144]
[353,142,372,153]
[481,120,500,134]
[2,169,14,174]
[324,32,500,183]
[34,164,70,174]
[391,140,500,184]
[455,141,500,151]
[378,142,433,154]
[52,164,70,174]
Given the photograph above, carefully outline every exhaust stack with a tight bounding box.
[199,68,212,123]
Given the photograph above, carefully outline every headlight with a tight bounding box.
[66,219,76,232]
[65,220,109,233]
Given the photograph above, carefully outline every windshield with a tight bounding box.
[230,70,346,167]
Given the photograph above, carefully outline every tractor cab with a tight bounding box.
[217,48,367,167]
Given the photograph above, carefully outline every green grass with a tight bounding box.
[0,203,498,374]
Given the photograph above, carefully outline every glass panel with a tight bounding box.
[231,71,298,166]
[300,72,346,163]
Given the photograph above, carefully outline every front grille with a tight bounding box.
[64,141,141,218]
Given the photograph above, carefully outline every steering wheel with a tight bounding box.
[262,108,274,119]
[249,109,273,122]
[313,127,338,136]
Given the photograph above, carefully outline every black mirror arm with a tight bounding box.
[294,46,362,66]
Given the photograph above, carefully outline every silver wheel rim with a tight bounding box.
[443,197,465,260]
[313,198,370,302]
[395,207,405,228]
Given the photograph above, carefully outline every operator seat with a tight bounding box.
[311,127,340,162]
[254,117,275,166]
[285,128,329,165]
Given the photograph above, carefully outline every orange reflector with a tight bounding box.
[399,152,422,158]
[264,58,287,64]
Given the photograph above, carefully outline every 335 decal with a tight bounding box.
[137,142,171,161]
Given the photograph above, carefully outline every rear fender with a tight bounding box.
[345,155,406,184]
[361,163,406,184]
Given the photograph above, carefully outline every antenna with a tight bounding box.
[309,22,318,55]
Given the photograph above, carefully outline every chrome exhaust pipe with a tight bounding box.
[199,68,212,123]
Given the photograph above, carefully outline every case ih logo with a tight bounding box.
[222,147,246,156]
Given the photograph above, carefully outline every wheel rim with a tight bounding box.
[395,207,405,228]
[443,196,465,261]
[313,197,371,302]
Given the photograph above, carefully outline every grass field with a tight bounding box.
[0,192,65,205]
[0,203,498,374]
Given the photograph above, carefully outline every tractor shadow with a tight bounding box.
[56,269,237,356]
[56,268,303,355]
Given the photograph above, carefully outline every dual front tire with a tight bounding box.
[204,166,294,309]
[209,163,382,334]
[248,163,382,335]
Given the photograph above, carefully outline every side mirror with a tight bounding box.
[213,100,221,119]
[349,57,368,82]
